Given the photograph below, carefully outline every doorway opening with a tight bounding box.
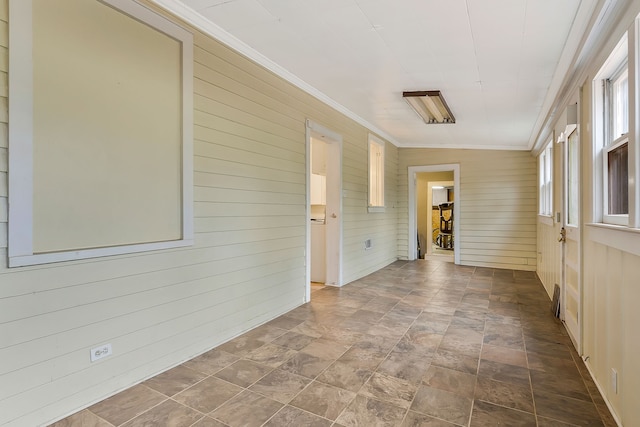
[425,179,454,259]
[305,120,343,302]
[408,164,460,263]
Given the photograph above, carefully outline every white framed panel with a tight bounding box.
[8,0,194,267]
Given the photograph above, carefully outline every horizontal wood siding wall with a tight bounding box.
[398,148,537,270]
[0,2,398,425]
[342,137,398,283]
[0,0,6,258]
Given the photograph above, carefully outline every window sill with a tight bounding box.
[602,214,628,226]
[585,223,640,257]
[9,239,194,267]
[368,206,385,213]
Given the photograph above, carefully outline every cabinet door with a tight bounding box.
[311,173,322,204]
[310,173,327,205]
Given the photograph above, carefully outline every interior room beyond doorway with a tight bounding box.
[416,171,454,260]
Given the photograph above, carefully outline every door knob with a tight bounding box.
[558,227,566,243]
[330,213,337,218]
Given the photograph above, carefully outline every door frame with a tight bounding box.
[305,120,343,302]
[408,164,460,263]
[559,100,583,353]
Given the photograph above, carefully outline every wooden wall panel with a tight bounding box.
[398,148,537,270]
[582,232,640,426]
[0,1,398,425]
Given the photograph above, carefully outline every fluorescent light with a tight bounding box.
[432,186,445,189]
[403,91,455,124]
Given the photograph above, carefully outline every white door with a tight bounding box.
[324,139,342,286]
[561,118,582,352]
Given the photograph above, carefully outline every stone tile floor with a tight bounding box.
[50,260,616,427]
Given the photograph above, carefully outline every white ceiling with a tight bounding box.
[176,0,597,150]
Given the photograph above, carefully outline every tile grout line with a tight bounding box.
[518,280,541,427]
[64,263,611,427]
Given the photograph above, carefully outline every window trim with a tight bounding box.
[368,134,385,212]
[8,0,194,267]
[593,31,634,228]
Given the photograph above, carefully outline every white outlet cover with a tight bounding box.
[90,343,113,362]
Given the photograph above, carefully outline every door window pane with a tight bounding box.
[567,130,579,226]
[539,142,553,216]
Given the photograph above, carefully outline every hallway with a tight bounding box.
[51,260,615,427]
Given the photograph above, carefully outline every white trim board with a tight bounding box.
[585,223,640,257]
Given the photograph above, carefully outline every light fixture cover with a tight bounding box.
[403,90,456,124]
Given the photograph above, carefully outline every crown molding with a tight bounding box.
[148,0,401,147]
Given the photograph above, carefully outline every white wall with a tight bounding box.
[0,1,398,425]
[399,148,537,270]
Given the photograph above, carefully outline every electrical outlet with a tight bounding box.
[611,368,618,394]
[90,343,112,362]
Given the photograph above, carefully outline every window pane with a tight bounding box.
[608,142,628,215]
[539,152,545,214]
[368,139,384,207]
[612,68,629,138]
[538,143,552,216]
[567,130,579,225]
[545,145,552,214]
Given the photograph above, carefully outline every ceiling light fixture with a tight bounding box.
[403,91,456,124]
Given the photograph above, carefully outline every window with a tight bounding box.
[368,135,385,211]
[8,0,194,267]
[605,66,629,222]
[539,141,553,216]
[594,33,630,226]
[605,61,629,223]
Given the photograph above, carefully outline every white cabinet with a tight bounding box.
[310,173,326,205]
[311,139,327,175]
